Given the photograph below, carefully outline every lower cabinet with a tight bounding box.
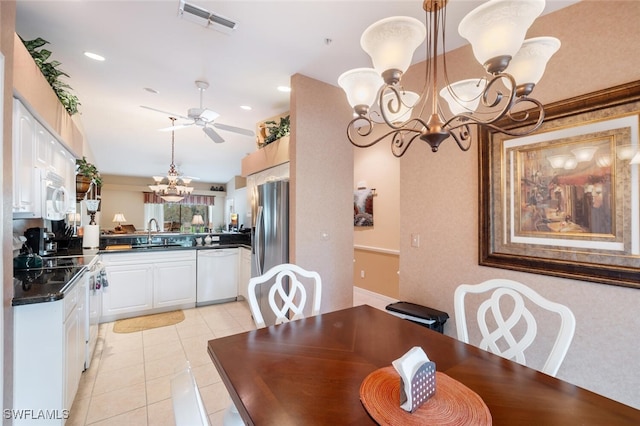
[13,273,87,425]
[101,250,196,322]
[238,247,252,301]
[155,260,197,308]
[101,263,153,319]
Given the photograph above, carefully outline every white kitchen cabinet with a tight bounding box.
[101,262,154,320]
[101,250,196,322]
[13,272,87,425]
[64,288,81,411]
[35,120,53,169]
[197,249,238,305]
[12,98,40,218]
[238,247,252,301]
[37,121,76,209]
[155,260,197,308]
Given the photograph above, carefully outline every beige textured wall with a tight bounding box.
[353,135,400,296]
[290,73,354,313]
[353,249,399,298]
[353,139,400,251]
[400,1,640,408]
[1,0,16,411]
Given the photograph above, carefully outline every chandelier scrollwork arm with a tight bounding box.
[346,114,423,153]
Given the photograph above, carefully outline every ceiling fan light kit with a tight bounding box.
[338,0,560,157]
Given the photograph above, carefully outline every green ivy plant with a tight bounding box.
[76,156,102,187]
[20,36,80,115]
[263,115,290,146]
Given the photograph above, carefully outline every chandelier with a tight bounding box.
[148,117,194,202]
[338,0,560,157]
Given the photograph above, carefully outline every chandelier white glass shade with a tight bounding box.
[361,16,427,83]
[439,79,487,115]
[338,0,560,157]
[458,0,545,72]
[148,117,194,203]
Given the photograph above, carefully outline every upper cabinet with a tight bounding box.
[13,98,77,219]
[12,99,40,218]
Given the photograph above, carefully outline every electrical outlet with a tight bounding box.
[411,233,420,248]
[360,270,365,279]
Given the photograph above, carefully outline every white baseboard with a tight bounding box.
[353,286,399,311]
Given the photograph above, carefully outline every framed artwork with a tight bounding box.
[354,188,374,227]
[480,81,640,288]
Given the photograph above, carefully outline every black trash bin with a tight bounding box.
[385,301,449,334]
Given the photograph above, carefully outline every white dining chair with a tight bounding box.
[221,264,323,424]
[248,263,322,329]
[170,362,211,426]
[454,278,576,377]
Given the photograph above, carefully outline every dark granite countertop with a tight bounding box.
[13,265,86,306]
[99,243,251,254]
[12,243,250,306]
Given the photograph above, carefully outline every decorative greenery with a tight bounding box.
[20,36,80,115]
[263,115,290,146]
[76,156,102,187]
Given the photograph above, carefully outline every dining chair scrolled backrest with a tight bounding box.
[454,278,576,377]
[248,263,322,329]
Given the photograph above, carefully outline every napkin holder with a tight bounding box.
[392,346,436,413]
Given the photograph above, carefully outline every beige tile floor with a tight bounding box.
[67,289,379,425]
[67,301,256,426]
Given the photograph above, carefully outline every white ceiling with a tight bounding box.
[14,0,579,184]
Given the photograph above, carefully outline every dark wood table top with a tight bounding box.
[207,305,640,425]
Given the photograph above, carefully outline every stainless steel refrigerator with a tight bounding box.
[251,179,289,326]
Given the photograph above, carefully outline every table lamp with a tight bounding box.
[192,214,204,233]
[113,213,127,232]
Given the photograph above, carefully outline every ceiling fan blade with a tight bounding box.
[158,123,194,132]
[203,126,225,143]
[140,105,190,121]
[213,122,255,137]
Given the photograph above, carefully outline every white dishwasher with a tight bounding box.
[197,249,238,306]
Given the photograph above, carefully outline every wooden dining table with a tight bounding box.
[207,304,640,425]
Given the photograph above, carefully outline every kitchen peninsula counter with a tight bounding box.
[12,254,98,306]
[13,232,250,307]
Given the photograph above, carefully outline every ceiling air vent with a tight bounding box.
[178,0,238,34]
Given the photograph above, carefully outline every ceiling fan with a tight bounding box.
[141,80,255,143]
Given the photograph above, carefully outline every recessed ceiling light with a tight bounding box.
[144,87,160,94]
[84,51,105,61]
[240,105,252,111]
[277,86,291,93]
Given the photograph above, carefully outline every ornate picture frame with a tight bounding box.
[479,81,640,288]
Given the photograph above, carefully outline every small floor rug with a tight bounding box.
[113,310,185,333]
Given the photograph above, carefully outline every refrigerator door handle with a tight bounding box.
[254,205,264,276]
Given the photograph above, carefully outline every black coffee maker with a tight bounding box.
[24,227,57,256]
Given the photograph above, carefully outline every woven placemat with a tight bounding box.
[360,366,492,426]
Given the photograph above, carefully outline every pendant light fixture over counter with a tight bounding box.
[338,0,560,157]
[148,117,194,202]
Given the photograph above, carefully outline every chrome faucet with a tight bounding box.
[147,218,159,244]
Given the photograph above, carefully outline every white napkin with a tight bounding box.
[392,346,436,412]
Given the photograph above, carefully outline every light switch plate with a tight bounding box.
[411,234,420,248]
